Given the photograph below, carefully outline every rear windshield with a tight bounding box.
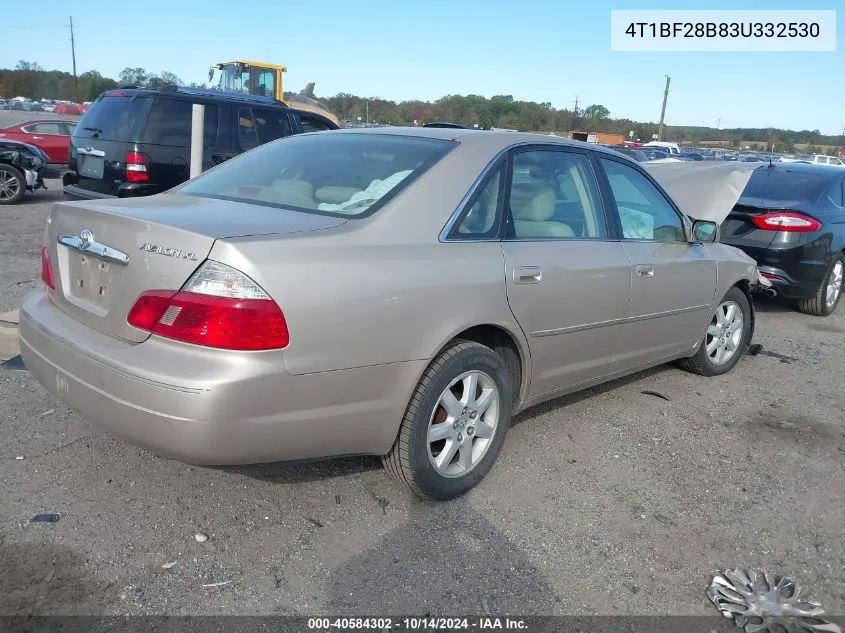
[742,169,831,201]
[74,94,150,141]
[177,133,455,217]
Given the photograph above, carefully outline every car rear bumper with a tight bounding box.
[63,173,162,200]
[720,239,831,299]
[19,291,422,465]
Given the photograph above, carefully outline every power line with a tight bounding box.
[68,16,78,103]
[657,75,670,141]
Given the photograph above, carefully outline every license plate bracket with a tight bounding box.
[78,154,104,179]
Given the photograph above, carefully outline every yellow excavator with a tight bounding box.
[209,61,340,126]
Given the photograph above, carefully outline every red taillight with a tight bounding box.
[128,291,289,350]
[126,290,176,330]
[760,272,786,282]
[125,151,149,183]
[41,245,55,289]
[751,212,822,232]
[128,260,289,350]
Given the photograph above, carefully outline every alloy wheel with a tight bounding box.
[825,260,843,310]
[427,370,500,478]
[0,169,22,201]
[705,300,744,365]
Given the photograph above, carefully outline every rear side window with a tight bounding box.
[742,170,830,201]
[238,108,292,151]
[300,115,333,133]
[74,95,150,141]
[178,133,454,217]
[141,98,219,148]
[25,122,65,135]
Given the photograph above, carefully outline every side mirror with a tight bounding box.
[691,220,718,243]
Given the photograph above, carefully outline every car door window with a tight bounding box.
[300,115,333,133]
[507,150,606,240]
[449,164,505,239]
[27,122,65,135]
[830,157,843,166]
[600,158,685,242]
[239,108,292,151]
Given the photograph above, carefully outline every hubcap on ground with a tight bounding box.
[427,370,500,478]
[826,261,843,309]
[705,300,744,365]
[0,169,21,200]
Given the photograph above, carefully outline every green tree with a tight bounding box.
[16,60,44,72]
[118,67,149,87]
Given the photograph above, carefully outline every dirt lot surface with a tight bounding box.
[1,183,844,617]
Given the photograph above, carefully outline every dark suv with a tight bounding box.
[62,87,338,200]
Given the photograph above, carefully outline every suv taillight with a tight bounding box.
[127,261,289,350]
[125,151,149,183]
[751,211,822,232]
[41,245,55,290]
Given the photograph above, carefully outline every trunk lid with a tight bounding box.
[46,194,347,342]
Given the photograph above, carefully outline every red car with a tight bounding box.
[0,119,77,168]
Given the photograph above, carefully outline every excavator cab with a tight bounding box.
[209,60,339,126]
[210,61,284,100]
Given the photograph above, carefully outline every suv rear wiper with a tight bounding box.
[83,127,103,133]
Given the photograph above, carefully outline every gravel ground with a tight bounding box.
[1,183,843,617]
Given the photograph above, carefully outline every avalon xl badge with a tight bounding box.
[139,243,199,261]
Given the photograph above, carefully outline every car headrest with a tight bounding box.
[513,188,556,222]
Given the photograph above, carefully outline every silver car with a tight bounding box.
[19,128,760,500]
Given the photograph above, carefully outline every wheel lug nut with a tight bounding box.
[467,426,475,435]
[457,433,463,442]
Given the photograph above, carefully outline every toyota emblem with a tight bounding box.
[78,229,94,250]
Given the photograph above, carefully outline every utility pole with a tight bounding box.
[68,16,79,103]
[657,75,670,141]
[572,95,580,130]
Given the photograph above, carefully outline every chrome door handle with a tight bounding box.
[636,264,654,278]
[514,266,542,284]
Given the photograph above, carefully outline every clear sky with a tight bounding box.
[1,0,843,134]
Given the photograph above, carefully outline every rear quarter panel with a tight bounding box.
[210,231,519,375]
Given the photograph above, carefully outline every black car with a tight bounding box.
[720,162,845,316]
[0,139,47,205]
[604,145,648,162]
[62,87,338,200]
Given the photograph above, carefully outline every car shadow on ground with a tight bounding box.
[324,499,561,614]
[223,455,384,484]
[751,294,797,314]
[0,543,97,614]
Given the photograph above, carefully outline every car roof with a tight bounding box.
[327,126,635,158]
[6,119,77,127]
[100,87,294,109]
[764,161,845,176]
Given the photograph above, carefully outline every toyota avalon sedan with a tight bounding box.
[19,128,761,500]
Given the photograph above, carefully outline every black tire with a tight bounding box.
[383,340,513,500]
[679,286,752,377]
[0,164,26,205]
[797,254,844,317]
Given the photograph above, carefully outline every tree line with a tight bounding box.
[2,63,842,153]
